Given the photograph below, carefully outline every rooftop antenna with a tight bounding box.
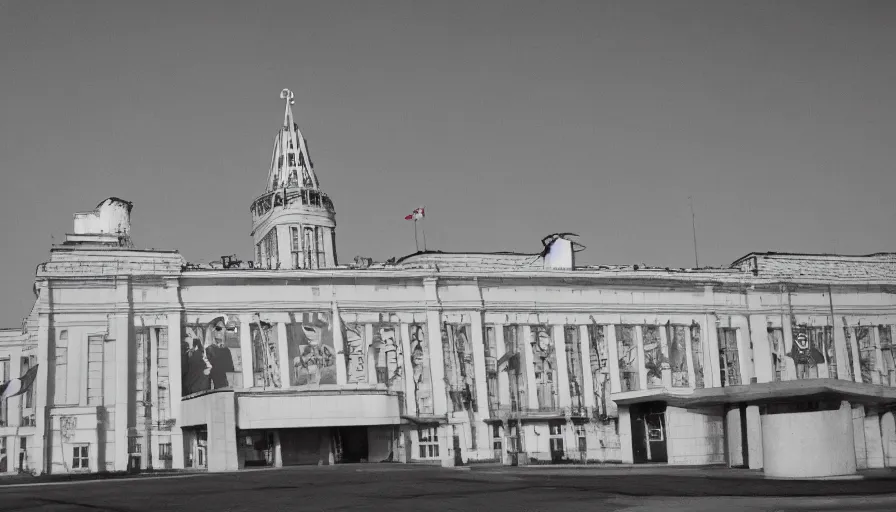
[689,196,699,268]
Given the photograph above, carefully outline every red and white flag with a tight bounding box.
[404,207,425,221]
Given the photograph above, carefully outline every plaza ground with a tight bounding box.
[3,465,896,512]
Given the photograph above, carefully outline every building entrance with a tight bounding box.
[630,402,668,463]
[336,427,369,463]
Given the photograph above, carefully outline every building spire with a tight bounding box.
[265,88,319,193]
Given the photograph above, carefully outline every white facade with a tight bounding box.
[5,92,896,477]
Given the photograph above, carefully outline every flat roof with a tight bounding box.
[612,379,896,408]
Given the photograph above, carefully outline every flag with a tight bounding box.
[404,207,425,221]
[0,364,39,400]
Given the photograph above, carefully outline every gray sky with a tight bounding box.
[1,0,895,326]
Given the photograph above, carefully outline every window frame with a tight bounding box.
[71,444,89,471]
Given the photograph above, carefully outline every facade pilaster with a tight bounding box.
[166,309,184,469]
[332,302,347,385]
[552,324,571,408]
[578,325,595,408]
[239,315,254,388]
[277,322,290,388]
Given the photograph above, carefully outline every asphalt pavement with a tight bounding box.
[1,464,895,512]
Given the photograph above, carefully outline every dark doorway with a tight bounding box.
[629,402,668,464]
[337,427,369,463]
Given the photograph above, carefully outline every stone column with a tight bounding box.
[705,315,722,388]
[833,316,852,381]
[850,326,863,384]
[365,324,377,385]
[277,322,291,388]
[113,278,132,472]
[332,303,347,385]
[149,328,160,469]
[577,325,595,410]
[745,405,763,469]
[865,412,885,469]
[470,313,490,419]
[239,316,254,388]
[324,227,337,268]
[683,322,697,388]
[781,314,798,381]
[494,324,511,407]
[166,311,185,469]
[275,225,291,269]
[606,323,620,393]
[426,310,448,416]
[400,323,416,416]
[618,407,633,463]
[33,294,50,475]
[634,326,648,391]
[748,313,773,383]
[725,407,743,467]
[732,316,753,384]
[522,326,538,410]
[552,325,571,408]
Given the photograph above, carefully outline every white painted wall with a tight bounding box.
[762,403,857,478]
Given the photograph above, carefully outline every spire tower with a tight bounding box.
[250,89,337,269]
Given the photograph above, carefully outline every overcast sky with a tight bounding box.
[1,0,895,326]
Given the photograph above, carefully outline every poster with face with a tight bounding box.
[250,319,282,388]
[342,322,367,384]
[182,315,241,396]
[286,312,336,386]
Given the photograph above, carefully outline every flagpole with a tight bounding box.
[414,219,419,252]
[421,217,427,252]
[689,196,699,268]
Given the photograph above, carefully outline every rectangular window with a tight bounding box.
[71,445,89,470]
[717,328,740,387]
[417,427,440,459]
[491,424,503,452]
[54,330,69,405]
[290,226,300,268]
[548,420,565,456]
[575,424,587,454]
[159,443,173,461]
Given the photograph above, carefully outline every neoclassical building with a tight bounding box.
[2,90,896,478]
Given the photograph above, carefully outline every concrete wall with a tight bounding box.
[235,392,401,430]
[666,406,725,465]
[762,403,857,478]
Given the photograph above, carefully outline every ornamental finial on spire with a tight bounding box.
[280,88,295,127]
